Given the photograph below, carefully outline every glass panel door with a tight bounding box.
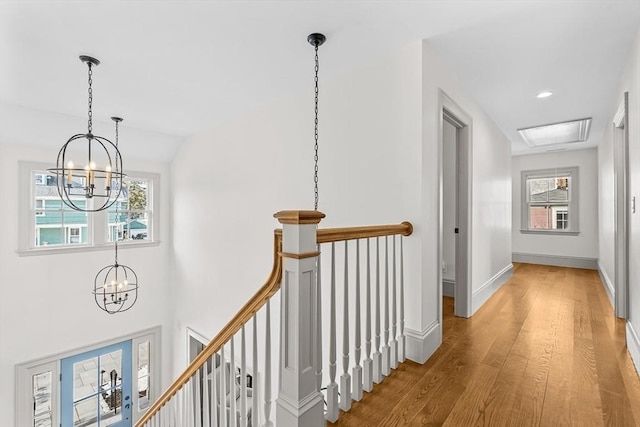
[61,341,132,427]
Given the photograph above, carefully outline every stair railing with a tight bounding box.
[135,211,412,427]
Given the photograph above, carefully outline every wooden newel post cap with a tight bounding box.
[274,210,326,225]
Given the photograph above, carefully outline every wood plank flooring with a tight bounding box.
[329,263,640,426]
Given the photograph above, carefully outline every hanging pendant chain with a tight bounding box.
[313,43,320,211]
[114,119,119,265]
[87,64,93,134]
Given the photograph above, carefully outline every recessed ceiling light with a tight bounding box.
[537,91,553,98]
[518,118,592,147]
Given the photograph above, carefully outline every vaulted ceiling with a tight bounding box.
[1,1,638,161]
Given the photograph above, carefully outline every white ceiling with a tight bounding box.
[1,0,639,161]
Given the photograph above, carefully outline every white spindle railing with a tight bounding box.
[373,237,382,384]
[363,238,373,392]
[326,242,339,423]
[352,239,363,401]
[339,241,351,411]
[399,237,406,362]
[264,301,273,427]
[391,236,398,369]
[135,214,411,427]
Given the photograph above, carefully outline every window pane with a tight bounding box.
[127,180,148,211]
[528,178,551,202]
[34,412,52,427]
[107,178,150,242]
[529,205,569,230]
[553,207,569,230]
[100,387,123,425]
[138,341,150,410]
[32,371,52,417]
[74,358,99,401]
[35,201,88,247]
[74,397,98,427]
[529,205,551,229]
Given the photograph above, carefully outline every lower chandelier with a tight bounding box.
[92,117,139,314]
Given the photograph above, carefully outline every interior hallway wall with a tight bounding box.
[599,28,640,373]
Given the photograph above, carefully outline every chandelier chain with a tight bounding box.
[313,42,320,211]
[114,119,119,265]
[87,63,93,134]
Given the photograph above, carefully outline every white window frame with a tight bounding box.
[15,327,161,427]
[18,161,161,255]
[520,167,579,235]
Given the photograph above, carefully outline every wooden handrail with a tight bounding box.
[135,230,283,426]
[317,221,413,243]
[136,220,413,426]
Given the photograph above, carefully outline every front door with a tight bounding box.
[61,340,133,427]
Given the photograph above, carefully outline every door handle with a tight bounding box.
[455,228,459,234]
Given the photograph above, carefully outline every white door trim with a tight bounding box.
[439,89,473,319]
[613,92,630,319]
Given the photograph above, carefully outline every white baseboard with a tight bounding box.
[627,321,640,377]
[597,261,615,308]
[512,252,598,270]
[442,279,455,298]
[471,264,514,315]
[405,321,440,364]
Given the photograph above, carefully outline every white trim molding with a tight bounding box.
[626,322,640,376]
[512,252,598,270]
[597,261,615,307]
[471,264,514,315]
[405,321,440,364]
[442,279,455,298]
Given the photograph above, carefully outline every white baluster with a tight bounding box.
[203,364,211,427]
[189,377,196,427]
[240,326,247,427]
[180,382,186,427]
[195,371,202,427]
[220,345,228,427]
[340,241,352,411]
[315,249,323,393]
[391,236,398,369]
[264,301,273,427]
[230,339,237,427]
[211,353,218,427]
[400,236,406,362]
[180,377,193,427]
[382,236,391,376]
[373,237,382,383]
[363,238,373,392]
[167,393,173,426]
[326,242,339,422]
[353,239,363,401]
[252,316,259,427]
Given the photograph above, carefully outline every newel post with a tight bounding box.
[274,210,326,427]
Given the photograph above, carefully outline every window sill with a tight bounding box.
[519,230,580,236]
[16,240,161,257]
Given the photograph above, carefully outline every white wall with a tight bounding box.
[0,143,174,425]
[599,28,640,373]
[170,39,512,373]
[512,148,599,260]
[170,42,423,372]
[421,42,513,325]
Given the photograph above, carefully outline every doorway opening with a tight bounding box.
[439,90,472,330]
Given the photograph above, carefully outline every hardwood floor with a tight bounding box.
[329,263,640,426]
